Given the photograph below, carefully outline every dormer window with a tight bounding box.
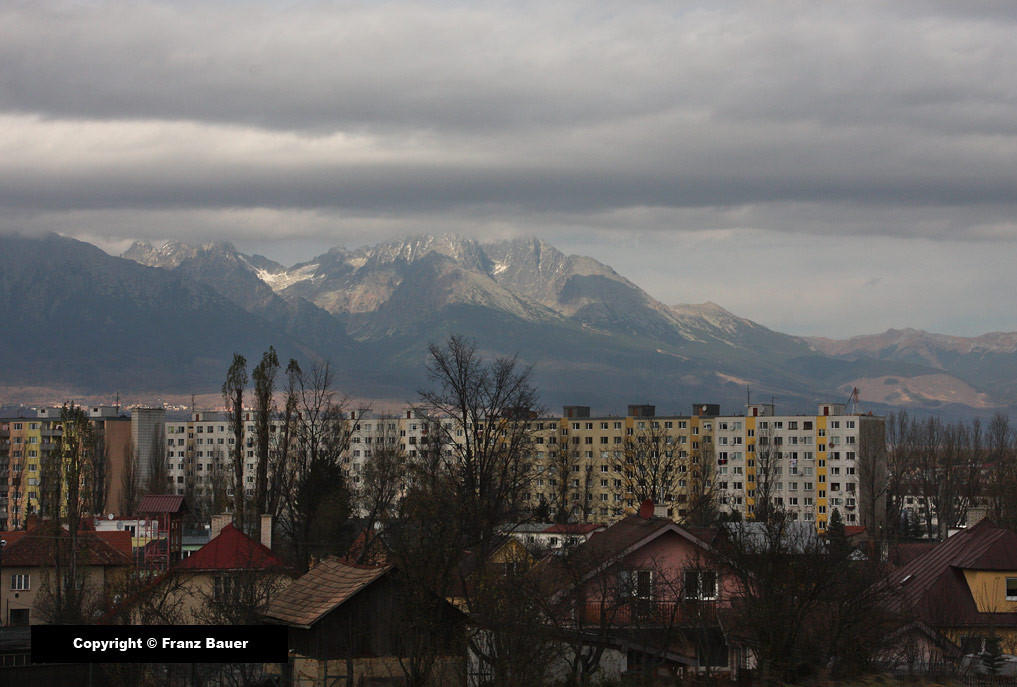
[1007,577,1017,601]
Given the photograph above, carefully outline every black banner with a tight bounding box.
[31,625,288,663]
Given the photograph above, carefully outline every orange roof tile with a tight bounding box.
[263,557,391,628]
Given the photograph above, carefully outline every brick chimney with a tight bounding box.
[210,513,232,540]
[638,499,655,519]
[260,514,273,551]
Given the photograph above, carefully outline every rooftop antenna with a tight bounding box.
[847,387,860,414]
[746,385,751,406]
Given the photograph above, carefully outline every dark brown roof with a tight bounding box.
[1,523,132,567]
[887,541,938,567]
[886,519,1017,629]
[137,494,187,514]
[545,515,714,593]
[262,557,391,628]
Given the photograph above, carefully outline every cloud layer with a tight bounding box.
[2,1,1016,336]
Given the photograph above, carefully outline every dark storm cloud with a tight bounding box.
[2,1,1017,334]
[2,1,1016,223]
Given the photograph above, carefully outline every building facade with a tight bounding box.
[524,402,884,532]
[0,406,132,530]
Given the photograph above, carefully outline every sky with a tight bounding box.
[2,1,1016,338]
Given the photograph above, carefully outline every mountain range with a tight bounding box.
[1,232,1013,418]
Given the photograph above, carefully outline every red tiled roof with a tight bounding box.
[885,519,1017,628]
[96,531,133,558]
[137,494,187,514]
[0,531,28,550]
[1,523,132,567]
[176,523,286,572]
[263,557,391,628]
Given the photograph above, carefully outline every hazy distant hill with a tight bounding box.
[0,234,319,392]
[0,231,1013,417]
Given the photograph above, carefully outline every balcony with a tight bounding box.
[578,598,718,627]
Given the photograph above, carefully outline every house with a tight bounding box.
[538,500,743,683]
[0,522,132,625]
[883,519,1017,668]
[109,522,293,625]
[263,557,466,686]
[511,522,607,553]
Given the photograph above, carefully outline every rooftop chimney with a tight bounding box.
[210,513,231,540]
[260,514,273,550]
[638,499,655,519]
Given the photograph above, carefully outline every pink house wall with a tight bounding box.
[577,528,740,625]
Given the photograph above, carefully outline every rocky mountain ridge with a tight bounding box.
[0,232,1012,417]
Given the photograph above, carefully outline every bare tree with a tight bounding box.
[751,422,781,524]
[610,420,683,511]
[932,419,982,539]
[462,547,559,687]
[354,429,405,564]
[252,346,279,519]
[222,352,248,533]
[685,432,719,527]
[145,423,168,496]
[985,414,1017,530]
[857,421,888,538]
[278,361,353,572]
[419,335,540,553]
[87,426,110,516]
[722,513,898,684]
[35,405,99,623]
[209,445,231,516]
[119,440,140,516]
[266,358,300,520]
[546,441,596,523]
[381,445,468,687]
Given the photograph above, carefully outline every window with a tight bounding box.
[1007,577,1017,601]
[619,569,654,615]
[11,573,30,591]
[684,570,718,600]
[213,574,238,601]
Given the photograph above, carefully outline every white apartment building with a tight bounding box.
[164,410,287,498]
[160,401,884,533]
[713,403,885,528]
[165,408,436,500]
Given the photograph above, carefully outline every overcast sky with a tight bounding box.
[2,1,1016,338]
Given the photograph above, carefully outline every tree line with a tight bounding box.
[883,411,1017,539]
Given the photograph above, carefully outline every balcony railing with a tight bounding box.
[578,599,718,627]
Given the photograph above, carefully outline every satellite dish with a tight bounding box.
[701,405,708,412]
[108,513,115,520]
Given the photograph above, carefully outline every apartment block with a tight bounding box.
[525,402,885,532]
[164,410,280,501]
[0,406,131,529]
[713,402,885,531]
[14,398,878,535]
